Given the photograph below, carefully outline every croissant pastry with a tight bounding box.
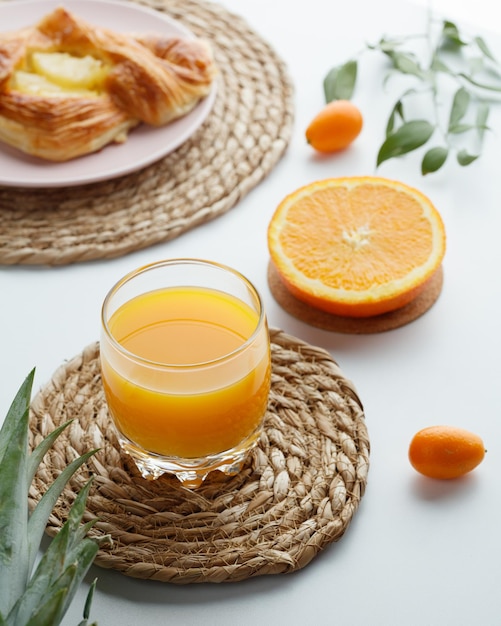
[0,6,217,161]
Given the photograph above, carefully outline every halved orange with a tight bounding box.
[267,176,446,318]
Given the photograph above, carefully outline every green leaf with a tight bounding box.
[12,525,73,624]
[468,56,486,75]
[448,123,474,134]
[0,369,34,466]
[458,72,501,92]
[457,149,479,166]
[28,420,73,487]
[384,88,418,136]
[422,146,449,175]
[24,589,66,626]
[476,103,490,141]
[377,120,435,167]
[82,579,97,621]
[385,100,405,136]
[0,371,102,626]
[27,453,97,574]
[370,36,403,53]
[441,20,467,47]
[430,57,451,73]
[448,87,470,130]
[475,36,497,63]
[58,543,99,620]
[323,59,357,102]
[383,50,425,78]
[19,562,83,626]
[0,374,32,617]
[13,480,98,626]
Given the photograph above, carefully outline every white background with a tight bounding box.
[1,0,501,624]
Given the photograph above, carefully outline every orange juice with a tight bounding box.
[100,286,271,458]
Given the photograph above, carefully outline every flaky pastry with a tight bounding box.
[0,6,217,161]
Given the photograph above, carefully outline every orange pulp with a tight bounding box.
[101,286,271,458]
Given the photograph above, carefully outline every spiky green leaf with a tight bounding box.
[82,579,97,622]
[0,373,33,617]
[24,589,66,626]
[27,451,97,573]
[27,420,73,487]
[0,370,34,466]
[12,480,99,626]
[58,544,99,620]
[323,59,358,102]
[1,370,102,626]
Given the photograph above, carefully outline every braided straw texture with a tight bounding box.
[0,0,294,266]
[28,329,370,584]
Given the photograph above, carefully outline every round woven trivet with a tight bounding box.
[268,262,444,334]
[28,328,369,584]
[0,0,294,266]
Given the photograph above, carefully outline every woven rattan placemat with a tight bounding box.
[0,0,294,266]
[28,328,369,583]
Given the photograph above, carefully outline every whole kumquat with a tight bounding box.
[306,99,363,152]
[408,425,485,480]
[267,176,446,318]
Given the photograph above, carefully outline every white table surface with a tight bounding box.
[2,0,501,624]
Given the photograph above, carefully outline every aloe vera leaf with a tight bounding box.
[27,451,97,573]
[27,420,73,486]
[0,369,34,466]
[0,398,31,616]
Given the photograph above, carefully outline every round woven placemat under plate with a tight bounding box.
[0,0,294,266]
[28,328,369,584]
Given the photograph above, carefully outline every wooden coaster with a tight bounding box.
[28,329,369,584]
[268,262,444,334]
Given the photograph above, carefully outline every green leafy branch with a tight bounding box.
[0,369,107,626]
[324,16,501,174]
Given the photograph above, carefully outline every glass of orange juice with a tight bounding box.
[100,258,271,489]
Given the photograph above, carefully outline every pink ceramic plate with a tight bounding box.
[0,0,217,188]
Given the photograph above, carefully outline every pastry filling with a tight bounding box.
[10,51,110,97]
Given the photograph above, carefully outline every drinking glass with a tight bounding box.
[100,258,271,488]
